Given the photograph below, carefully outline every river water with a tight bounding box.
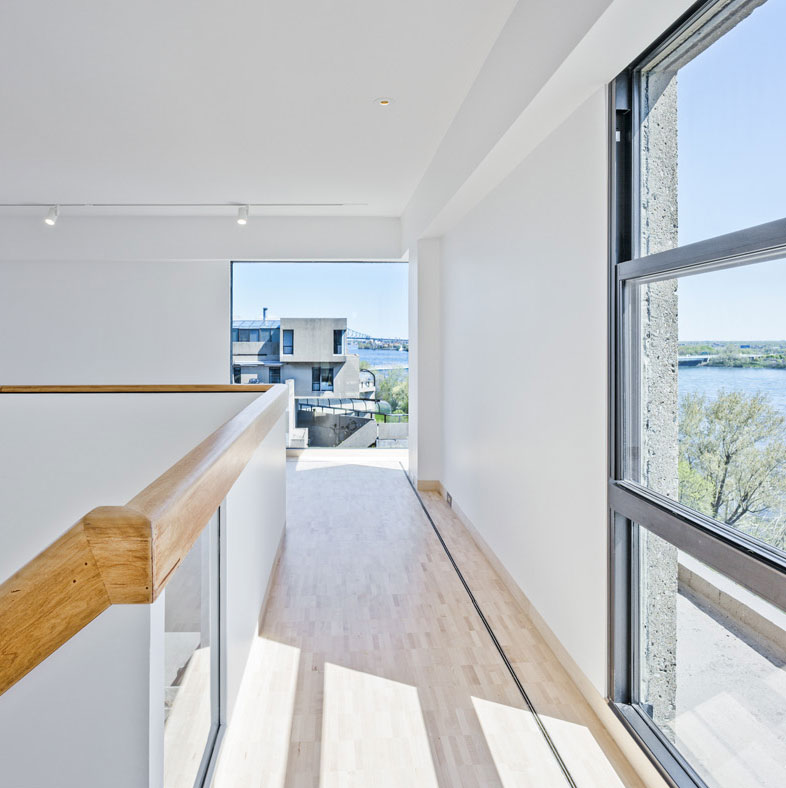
[350,346,409,373]
[351,351,785,408]
[350,353,786,404]
[679,366,786,415]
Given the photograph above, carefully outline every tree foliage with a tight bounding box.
[679,390,786,548]
[375,369,408,414]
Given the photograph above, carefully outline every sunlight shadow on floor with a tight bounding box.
[212,637,301,788]
[320,662,439,788]
[470,696,568,786]
[472,695,630,787]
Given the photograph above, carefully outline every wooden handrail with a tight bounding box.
[0,384,272,393]
[0,384,287,695]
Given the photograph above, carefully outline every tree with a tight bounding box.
[375,369,408,414]
[679,390,786,548]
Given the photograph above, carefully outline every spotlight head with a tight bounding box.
[44,205,59,226]
[237,205,249,225]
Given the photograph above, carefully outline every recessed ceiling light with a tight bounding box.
[236,205,249,225]
[44,205,59,226]
[375,98,393,106]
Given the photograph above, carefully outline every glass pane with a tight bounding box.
[164,515,217,787]
[639,0,786,252]
[624,257,786,554]
[638,526,786,788]
[231,261,408,448]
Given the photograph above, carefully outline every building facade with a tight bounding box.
[232,316,372,399]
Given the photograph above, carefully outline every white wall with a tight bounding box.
[439,91,609,691]
[0,391,279,787]
[0,259,229,384]
[224,414,287,723]
[0,214,402,385]
[402,0,699,715]
[0,215,402,263]
[402,0,696,244]
[408,238,442,484]
[0,600,164,788]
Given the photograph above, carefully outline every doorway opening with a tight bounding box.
[231,262,408,449]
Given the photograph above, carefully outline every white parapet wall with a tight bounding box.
[0,392,286,788]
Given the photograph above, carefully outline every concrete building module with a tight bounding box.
[232,314,373,400]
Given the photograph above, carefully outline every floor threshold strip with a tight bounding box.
[401,465,579,788]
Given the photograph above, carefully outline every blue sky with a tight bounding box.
[232,262,408,338]
[678,0,786,340]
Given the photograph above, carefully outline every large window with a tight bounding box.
[611,2,786,786]
[282,329,294,355]
[312,365,334,392]
[235,328,260,342]
[333,329,345,355]
[230,261,409,448]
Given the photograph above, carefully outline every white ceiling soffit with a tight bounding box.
[402,0,698,244]
[0,0,517,217]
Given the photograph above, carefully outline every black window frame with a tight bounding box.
[609,2,786,786]
[235,328,260,342]
[333,329,345,355]
[282,329,294,355]
[312,365,334,392]
[269,366,281,384]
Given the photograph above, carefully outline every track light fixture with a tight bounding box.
[44,205,59,226]
[236,205,249,225]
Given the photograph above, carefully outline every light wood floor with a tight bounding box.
[213,455,645,787]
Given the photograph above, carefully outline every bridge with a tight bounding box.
[347,328,408,345]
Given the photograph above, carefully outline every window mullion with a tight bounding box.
[617,217,786,282]
[610,482,786,611]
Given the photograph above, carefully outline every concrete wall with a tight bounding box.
[296,410,376,448]
[377,421,409,441]
[279,317,347,363]
[439,92,609,692]
[281,356,359,398]
[233,336,279,358]
[336,355,360,397]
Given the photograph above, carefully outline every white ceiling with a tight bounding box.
[0,0,516,216]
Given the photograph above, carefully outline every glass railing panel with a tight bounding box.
[164,510,219,787]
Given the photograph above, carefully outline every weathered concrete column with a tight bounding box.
[639,71,679,736]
